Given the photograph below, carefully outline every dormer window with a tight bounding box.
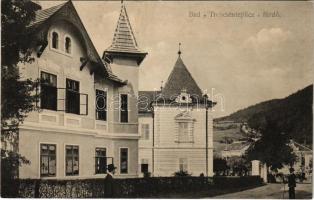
[65,36,71,54]
[175,89,192,104]
[52,32,59,49]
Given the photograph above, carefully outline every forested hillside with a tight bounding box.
[216,85,313,146]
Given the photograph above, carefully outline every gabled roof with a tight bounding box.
[161,56,203,99]
[291,140,312,152]
[27,1,125,85]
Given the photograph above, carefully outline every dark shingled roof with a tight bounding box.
[28,2,66,27]
[105,4,146,55]
[138,91,161,113]
[161,56,203,99]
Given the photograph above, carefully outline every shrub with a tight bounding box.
[173,170,191,177]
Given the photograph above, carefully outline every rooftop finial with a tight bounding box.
[178,43,182,57]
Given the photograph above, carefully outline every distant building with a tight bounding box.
[15,1,146,179]
[221,142,251,158]
[138,50,215,177]
[278,140,313,176]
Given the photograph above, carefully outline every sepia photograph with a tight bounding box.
[1,0,313,198]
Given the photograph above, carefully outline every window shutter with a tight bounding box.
[174,123,179,142]
[189,122,194,143]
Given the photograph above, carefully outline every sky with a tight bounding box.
[40,1,314,118]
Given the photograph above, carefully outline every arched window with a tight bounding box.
[65,37,71,54]
[52,32,59,49]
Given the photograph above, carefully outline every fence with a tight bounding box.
[2,176,263,198]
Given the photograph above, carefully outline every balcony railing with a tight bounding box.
[39,87,88,115]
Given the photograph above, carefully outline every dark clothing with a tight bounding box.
[289,187,295,199]
[104,173,115,198]
[288,173,296,199]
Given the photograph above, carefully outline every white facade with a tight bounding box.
[17,1,145,179]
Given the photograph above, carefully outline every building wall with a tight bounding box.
[19,128,138,179]
[154,149,213,177]
[138,114,153,176]
[18,20,140,179]
[138,106,214,177]
[20,21,96,128]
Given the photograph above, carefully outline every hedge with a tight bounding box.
[2,176,263,198]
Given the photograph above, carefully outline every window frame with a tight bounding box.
[95,147,107,174]
[141,124,150,140]
[96,89,107,121]
[51,31,59,50]
[64,35,72,55]
[179,158,188,172]
[65,78,80,115]
[65,145,79,176]
[141,159,149,173]
[39,143,57,177]
[119,147,129,174]
[178,122,189,142]
[119,94,128,123]
[40,71,57,111]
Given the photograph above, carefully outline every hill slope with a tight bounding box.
[216,85,313,145]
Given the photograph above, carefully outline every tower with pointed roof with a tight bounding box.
[138,45,215,177]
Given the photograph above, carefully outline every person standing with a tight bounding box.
[288,167,296,199]
[104,164,116,198]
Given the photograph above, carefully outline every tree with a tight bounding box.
[246,118,296,171]
[226,156,250,176]
[213,157,228,176]
[1,0,39,196]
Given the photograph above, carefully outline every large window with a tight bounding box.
[96,90,107,121]
[120,148,128,174]
[141,124,149,140]
[40,72,57,110]
[141,159,149,173]
[52,32,59,49]
[95,148,107,174]
[66,79,80,114]
[65,145,79,176]
[40,144,56,177]
[120,94,128,123]
[65,36,71,54]
[178,122,189,142]
[179,158,188,172]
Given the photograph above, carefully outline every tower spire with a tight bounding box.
[178,43,182,57]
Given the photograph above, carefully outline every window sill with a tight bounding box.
[175,141,194,143]
[113,122,138,125]
[50,46,73,58]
